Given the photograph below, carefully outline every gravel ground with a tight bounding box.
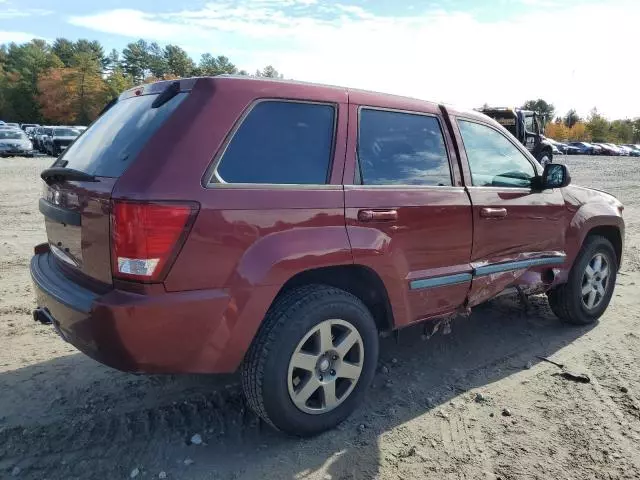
[0,155,639,480]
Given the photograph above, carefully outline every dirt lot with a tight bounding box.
[1,155,639,480]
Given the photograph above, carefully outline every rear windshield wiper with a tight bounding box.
[41,167,97,185]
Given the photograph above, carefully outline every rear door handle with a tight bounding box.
[480,207,508,218]
[358,209,398,222]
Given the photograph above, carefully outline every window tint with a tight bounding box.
[217,101,335,184]
[57,92,187,177]
[358,109,451,186]
[457,120,536,188]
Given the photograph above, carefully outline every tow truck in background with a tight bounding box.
[480,107,554,166]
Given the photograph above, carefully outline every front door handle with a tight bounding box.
[480,207,508,218]
[358,209,398,222]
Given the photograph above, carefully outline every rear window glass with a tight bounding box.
[0,131,24,139]
[216,101,335,184]
[358,109,451,186]
[53,128,79,137]
[57,92,187,177]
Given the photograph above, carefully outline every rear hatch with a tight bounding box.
[39,82,190,286]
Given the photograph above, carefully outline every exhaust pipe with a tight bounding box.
[33,307,54,325]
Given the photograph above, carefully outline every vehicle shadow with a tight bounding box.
[0,294,595,480]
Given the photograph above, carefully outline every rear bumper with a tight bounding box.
[31,250,237,374]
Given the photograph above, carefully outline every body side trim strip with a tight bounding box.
[409,255,566,290]
[473,256,566,276]
[410,273,472,290]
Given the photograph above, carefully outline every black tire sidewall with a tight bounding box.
[261,291,378,436]
[567,237,617,323]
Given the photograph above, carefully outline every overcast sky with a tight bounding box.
[1,0,637,119]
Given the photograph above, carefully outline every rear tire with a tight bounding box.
[548,235,617,325]
[242,284,379,436]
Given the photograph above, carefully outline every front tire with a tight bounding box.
[548,235,617,325]
[242,284,379,436]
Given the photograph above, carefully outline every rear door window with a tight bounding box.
[357,109,451,186]
[56,92,187,177]
[215,101,335,185]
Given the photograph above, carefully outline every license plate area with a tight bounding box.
[45,217,83,267]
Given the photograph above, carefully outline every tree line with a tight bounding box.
[518,99,640,144]
[0,38,282,125]
[2,38,638,141]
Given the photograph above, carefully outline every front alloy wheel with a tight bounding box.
[581,253,610,310]
[548,235,617,325]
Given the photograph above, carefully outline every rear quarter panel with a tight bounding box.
[112,77,352,371]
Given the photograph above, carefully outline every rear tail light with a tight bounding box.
[110,201,199,282]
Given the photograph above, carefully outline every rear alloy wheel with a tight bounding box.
[287,319,364,415]
[548,235,617,325]
[242,285,378,436]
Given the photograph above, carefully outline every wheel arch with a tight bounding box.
[275,264,395,333]
[585,225,623,269]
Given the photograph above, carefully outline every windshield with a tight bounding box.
[0,131,25,140]
[53,128,80,137]
[57,92,187,177]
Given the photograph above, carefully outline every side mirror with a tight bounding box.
[542,163,570,189]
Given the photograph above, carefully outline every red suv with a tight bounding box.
[32,76,624,436]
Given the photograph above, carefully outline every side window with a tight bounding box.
[358,109,451,186]
[524,115,535,133]
[216,101,335,184]
[457,120,536,188]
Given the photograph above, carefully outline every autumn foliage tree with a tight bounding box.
[38,53,107,124]
[1,37,283,125]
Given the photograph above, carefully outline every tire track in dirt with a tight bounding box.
[585,349,640,424]
[0,387,258,478]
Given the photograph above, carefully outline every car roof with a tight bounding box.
[136,75,494,126]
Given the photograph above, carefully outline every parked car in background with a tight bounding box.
[594,143,620,156]
[73,125,87,132]
[0,129,34,157]
[21,123,40,131]
[34,126,53,152]
[606,144,625,155]
[42,127,81,156]
[568,142,597,155]
[590,143,603,155]
[565,145,582,155]
[31,127,43,150]
[4,122,20,129]
[622,145,640,157]
[618,146,633,156]
[31,76,625,436]
[545,137,568,154]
